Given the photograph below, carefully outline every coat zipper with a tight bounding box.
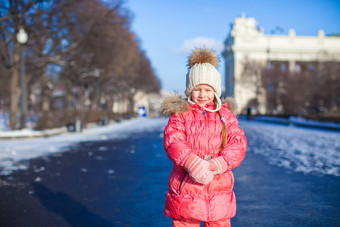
[205,184,210,220]
[203,110,211,220]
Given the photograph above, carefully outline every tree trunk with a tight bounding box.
[9,42,21,129]
[41,67,50,113]
[90,91,97,110]
[90,80,100,110]
[63,81,74,124]
[40,67,51,128]
[127,92,135,116]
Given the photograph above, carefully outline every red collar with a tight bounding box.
[190,101,216,111]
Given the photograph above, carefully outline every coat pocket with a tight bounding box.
[177,174,205,196]
[177,173,187,195]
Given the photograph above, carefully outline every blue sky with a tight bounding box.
[125,0,340,94]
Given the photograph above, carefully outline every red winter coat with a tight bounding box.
[162,96,247,222]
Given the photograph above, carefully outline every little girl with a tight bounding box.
[162,48,247,227]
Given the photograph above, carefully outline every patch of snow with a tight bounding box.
[289,116,340,130]
[241,120,340,176]
[107,169,115,175]
[98,146,108,151]
[0,127,68,139]
[34,177,42,182]
[95,156,104,161]
[253,115,340,130]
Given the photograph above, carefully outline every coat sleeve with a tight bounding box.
[219,109,247,171]
[163,113,193,167]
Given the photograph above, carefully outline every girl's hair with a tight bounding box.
[217,110,227,151]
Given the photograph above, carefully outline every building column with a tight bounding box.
[288,60,296,73]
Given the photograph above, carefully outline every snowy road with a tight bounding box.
[0,118,339,226]
[1,118,339,177]
[0,118,168,175]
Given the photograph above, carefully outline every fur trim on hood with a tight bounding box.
[160,95,237,116]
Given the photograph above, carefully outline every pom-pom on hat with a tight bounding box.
[185,48,222,97]
[185,47,222,112]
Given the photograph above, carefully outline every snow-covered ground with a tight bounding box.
[253,115,340,130]
[241,121,340,176]
[0,117,339,177]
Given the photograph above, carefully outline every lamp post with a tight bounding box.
[16,28,28,129]
[93,69,100,109]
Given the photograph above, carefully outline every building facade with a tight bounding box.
[223,15,340,114]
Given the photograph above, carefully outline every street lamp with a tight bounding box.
[93,69,100,109]
[16,28,28,129]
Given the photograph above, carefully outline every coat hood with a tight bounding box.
[161,95,237,116]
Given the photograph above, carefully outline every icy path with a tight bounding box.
[0,118,168,175]
[0,117,339,176]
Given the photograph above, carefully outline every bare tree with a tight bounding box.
[260,60,340,120]
[0,0,49,129]
[1,0,161,130]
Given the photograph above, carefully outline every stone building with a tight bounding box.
[223,14,340,114]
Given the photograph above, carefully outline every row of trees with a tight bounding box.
[0,0,161,130]
[241,58,340,121]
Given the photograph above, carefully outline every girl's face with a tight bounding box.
[191,84,215,107]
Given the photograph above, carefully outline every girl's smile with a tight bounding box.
[191,84,215,107]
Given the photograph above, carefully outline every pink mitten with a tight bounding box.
[209,156,228,174]
[184,154,214,185]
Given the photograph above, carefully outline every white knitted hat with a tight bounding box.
[185,48,222,112]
